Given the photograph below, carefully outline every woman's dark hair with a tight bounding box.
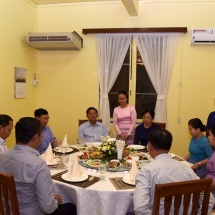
[142,109,155,119]
[15,117,42,144]
[188,118,206,132]
[148,129,172,151]
[210,125,215,136]
[117,90,128,99]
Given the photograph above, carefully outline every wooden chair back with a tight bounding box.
[153,122,166,129]
[78,119,102,127]
[152,178,212,215]
[0,172,20,215]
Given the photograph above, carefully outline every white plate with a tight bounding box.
[86,159,101,168]
[127,145,145,150]
[86,142,102,147]
[61,172,88,182]
[54,147,73,153]
[47,159,58,166]
[122,174,135,186]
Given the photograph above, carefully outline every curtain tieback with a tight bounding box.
[100,93,109,99]
[157,95,166,100]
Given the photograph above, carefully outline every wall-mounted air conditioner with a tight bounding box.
[191,28,215,45]
[25,31,83,50]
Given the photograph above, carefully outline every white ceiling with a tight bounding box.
[29,0,139,16]
[30,0,120,5]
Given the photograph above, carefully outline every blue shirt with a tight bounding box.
[206,111,215,129]
[0,145,58,215]
[37,126,55,154]
[134,123,160,146]
[78,121,108,143]
[189,135,213,162]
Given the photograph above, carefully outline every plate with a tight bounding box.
[122,174,135,186]
[107,160,120,170]
[46,159,58,166]
[54,147,73,154]
[86,159,101,168]
[61,172,88,182]
[86,142,102,147]
[77,147,87,151]
[127,145,145,150]
[121,161,141,169]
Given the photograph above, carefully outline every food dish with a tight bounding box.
[85,159,101,168]
[77,147,87,151]
[127,145,145,150]
[122,174,135,186]
[121,161,140,169]
[61,172,88,182]
[107,160,120,170]
[86,142,102,147]
[54,147,73,154]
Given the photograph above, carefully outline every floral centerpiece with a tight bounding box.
[98,136,125,161]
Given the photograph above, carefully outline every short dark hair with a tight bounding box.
[142,109,155,119]
[188,118,206,132]
[15,117,42,144]
[0,114,13,127]
[118,90,128,99]
[210,125,215,136]
[34,108,48,117]
[148,129,172,151]
[86,107,98,115]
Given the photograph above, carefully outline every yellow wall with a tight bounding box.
[33,0,215,156]
[0,0,37,147]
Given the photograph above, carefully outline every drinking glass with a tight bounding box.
[78,138,86,147]
[98,163,106,181]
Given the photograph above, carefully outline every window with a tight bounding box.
[109,42,157,119]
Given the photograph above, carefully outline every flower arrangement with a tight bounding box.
[98,136,125,161]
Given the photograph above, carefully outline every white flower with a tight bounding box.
[107,138,116,142]
[102,146,107,151]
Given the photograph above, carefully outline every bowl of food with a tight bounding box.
[89,151,104,159]
[106,160,120,170]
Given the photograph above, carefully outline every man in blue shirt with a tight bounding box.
[0,117,76,215]
[34,108,57,154]
[78,107,108,143]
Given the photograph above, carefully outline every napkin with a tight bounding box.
[129,157,139,183]
[40,143,56,164]
[65,155,84,180]
[61,134,68,147]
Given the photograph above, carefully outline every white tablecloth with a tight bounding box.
[51,152,134,215]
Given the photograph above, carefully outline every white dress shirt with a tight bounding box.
[133,153,214,215]
[0,137,7,154]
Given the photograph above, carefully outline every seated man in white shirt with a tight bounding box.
[133,129,214,215]
[0,114,13,154]
[78,107,108,143]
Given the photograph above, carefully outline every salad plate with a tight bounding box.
[85,159,101,168]
[61,172,88,182]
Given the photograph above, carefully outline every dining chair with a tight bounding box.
[78,119,102,126]
[0,172,20,215]
[153,122,166,129]
[152,178,212,215]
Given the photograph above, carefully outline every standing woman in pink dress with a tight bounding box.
[113,90,137,145]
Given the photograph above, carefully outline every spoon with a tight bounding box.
[82,176,94,185]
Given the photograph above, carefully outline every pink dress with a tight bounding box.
[113,105,137,145]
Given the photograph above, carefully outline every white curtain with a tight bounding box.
[97,33,132,131]
[134,33,179,122]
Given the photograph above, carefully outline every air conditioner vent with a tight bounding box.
[25,31,83,50]
[191,28,215,45]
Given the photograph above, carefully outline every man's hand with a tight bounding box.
[54,193,62,204]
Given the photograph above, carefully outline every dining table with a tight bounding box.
[50,145,192,215]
